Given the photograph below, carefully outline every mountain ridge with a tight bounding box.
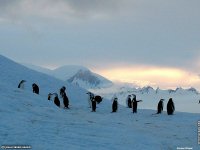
[23,63,113,89]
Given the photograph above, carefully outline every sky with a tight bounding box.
[0,0,200,90]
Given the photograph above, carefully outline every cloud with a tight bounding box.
[94,65,200,90]
[0,0,200,87]
[0,0,132,24]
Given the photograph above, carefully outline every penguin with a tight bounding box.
[86,92,94,108]
[32,83,39,94]
[48,93,52,100]
[59,86,69,108]
[95,95,103,104]
[132,94,142,113]
[62,92,69,109]
[60,86,66,97]
[157,99,164,114]
[167,98,175,115]
[126,95,132,108]
[54,95,60,108]
[48,93,60,108]
[112,97,118,112]
[91,98,96,112]
[18,80,26,89]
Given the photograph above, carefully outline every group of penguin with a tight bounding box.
[126,94,143,113]
[18,80,39,94]
[48,86,69,109]
[18,80,69,109]
[126,94,175,115]
[18,80,175,115]
[154,98,175,115]
[87,92,119,112]
[87,93,175,115]
[86,92,103,112]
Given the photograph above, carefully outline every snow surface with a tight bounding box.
[0,55,200,149]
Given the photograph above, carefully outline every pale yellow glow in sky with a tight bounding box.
[94,66,200,89]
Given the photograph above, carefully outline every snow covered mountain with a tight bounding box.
[0,55,200,149]
[24,64,113,89]
[67,69,113,89]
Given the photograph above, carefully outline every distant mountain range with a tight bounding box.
[105,85,199,96]
[23,61,200,95]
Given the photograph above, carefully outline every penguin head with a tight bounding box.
[48,93,52,100]
[21,80,26,83]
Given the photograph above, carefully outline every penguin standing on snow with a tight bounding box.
[60,86,69,109]
[60,86,66,97]
[48,93,60,108]
[157,99,164,114]
[54,94,60,108]
[132,94,142,113]
[86,92,94,108]
[126,95,132,108]
[18,80,26,89]
[91,97,96,112]
[62,92,69,109]
[112,97,118,112]
[167,98,175,115]
[32,83,39,94]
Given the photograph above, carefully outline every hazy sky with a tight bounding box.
[0,0,200,89]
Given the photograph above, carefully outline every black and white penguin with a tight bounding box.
[60,86,66,97]
[157,99,164,114]
[112,97,118,112]
[132,94,142,113]
[167,98,175,115]
[32,83,39,94]
[18,80,26,89]
[126,95,132,108]
[48,93,60,108]
[62,92,69,109]
[86,92,94,108]
[91,98,96,112]
[59,86,69,108]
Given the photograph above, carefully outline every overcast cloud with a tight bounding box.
[0,0,200,82]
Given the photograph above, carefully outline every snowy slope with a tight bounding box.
[0,83,200,150]
[0,55,88,106]
[0,55,200,149]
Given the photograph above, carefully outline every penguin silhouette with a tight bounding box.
[112,97,118,112]
[167,98,175,115]
[157,99,164,114]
